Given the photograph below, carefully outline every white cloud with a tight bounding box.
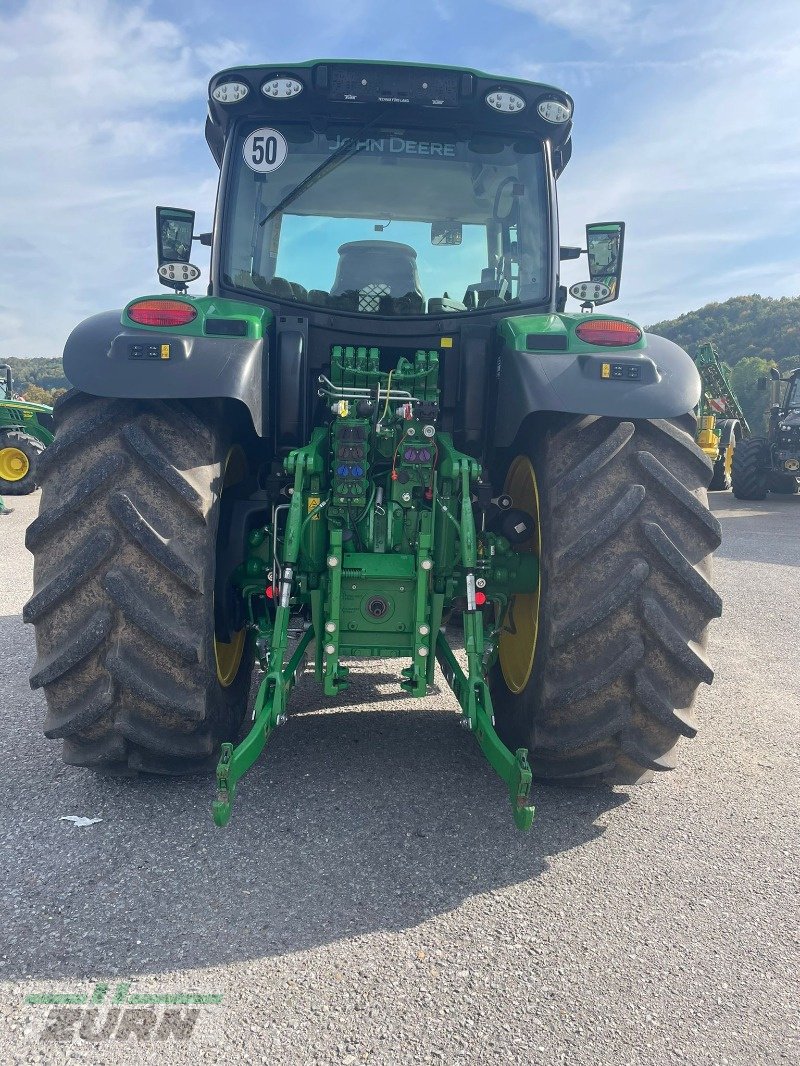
[550,3,800,323]
[492,0,686,45]
[0,0,244,357]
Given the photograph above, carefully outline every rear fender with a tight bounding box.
[493,316,701,447]
[63,309,266,435]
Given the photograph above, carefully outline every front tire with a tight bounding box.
[490,414,721,784]
[24,392,253,773]
[768,473,800,495]
[0,429,44,495]
[731,437,769,500]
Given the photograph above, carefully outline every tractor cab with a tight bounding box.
[202,62,577,322]
[785,370,800,408]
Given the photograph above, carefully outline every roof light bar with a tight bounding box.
[211,81,249,104]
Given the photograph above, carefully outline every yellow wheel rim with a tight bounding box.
[724,439,735,481]
[498,455,542,694]
[214,626,246,688]
[214,447,247,687]
[0,446,29,482]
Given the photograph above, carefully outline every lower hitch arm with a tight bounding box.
[435,628,535,832]
[212,625,314,826]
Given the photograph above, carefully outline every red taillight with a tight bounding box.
[475,591,487,606]
[127,300,197,327]
[575,319,642,347]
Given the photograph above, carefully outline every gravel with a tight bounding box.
[0,490,797,1065]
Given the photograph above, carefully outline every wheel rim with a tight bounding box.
[0,446,29,482]
[214,447,247,688]
[498,455,542,694]
[214,627,246,687]
[724,439,735,481]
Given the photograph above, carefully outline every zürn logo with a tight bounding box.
[25,982,223,1043]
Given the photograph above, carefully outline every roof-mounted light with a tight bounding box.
[211,81,249,104]
[262,77,303,99]
[485,90,525,114]
[537,98,572,124]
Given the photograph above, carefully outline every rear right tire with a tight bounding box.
[489,414,721,785]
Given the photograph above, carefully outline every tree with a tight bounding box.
[20,384,66,406]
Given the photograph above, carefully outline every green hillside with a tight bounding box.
[4,358,68,400]
[647,294,800,371]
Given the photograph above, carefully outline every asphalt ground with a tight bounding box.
[0,490,797,1065]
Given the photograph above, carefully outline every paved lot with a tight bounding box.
[0,490,797,1065]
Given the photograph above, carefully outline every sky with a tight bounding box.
[1,0,799,358]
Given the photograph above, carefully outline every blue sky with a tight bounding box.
[1,0,799,357]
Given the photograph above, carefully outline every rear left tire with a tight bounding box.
[24,391,253,774]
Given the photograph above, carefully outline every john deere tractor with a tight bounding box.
[0,365,54,495]
[24,61,721,829]
[732,366,800,499]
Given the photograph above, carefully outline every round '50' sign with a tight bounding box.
[242,128,288,173]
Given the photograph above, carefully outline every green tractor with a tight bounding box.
[732,366,800,499]
[0,365,54,495]
[24,61,721,829]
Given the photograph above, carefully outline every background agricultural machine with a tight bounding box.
[24,61,720,829]
[0,365,53,495]
[732,366,800,499]
[693,343,749,491]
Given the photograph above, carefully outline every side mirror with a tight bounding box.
[585,221,625,304]
[769,367,781,381]
[156,206,201,290]
[757,377,768,391]
[431,222,463,246]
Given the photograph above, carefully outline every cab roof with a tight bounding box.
[205,59,573,176]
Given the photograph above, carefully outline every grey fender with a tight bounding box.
[63,311,265,435]
[717,418,742,447]
[493,332,701,447]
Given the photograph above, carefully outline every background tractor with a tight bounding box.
[693,342,749,491]
[732,366,800,499]
[24,61,720,828]
[0,364,53,495]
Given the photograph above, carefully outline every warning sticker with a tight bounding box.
[242,128,288,173]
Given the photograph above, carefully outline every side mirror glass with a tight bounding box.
[431,222,463,246]
[585,221,625,304]
[156,206,200,290]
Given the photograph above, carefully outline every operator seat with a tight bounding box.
[330,241,425,314]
